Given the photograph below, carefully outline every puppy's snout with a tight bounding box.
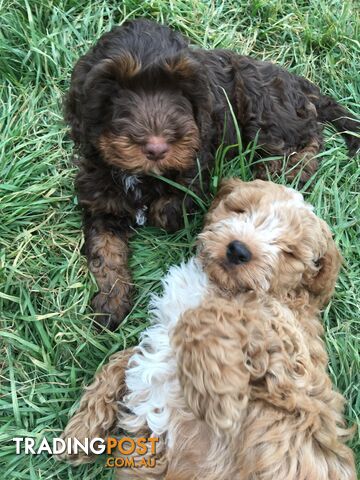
[226,240,252,265]
[144,136,169,161]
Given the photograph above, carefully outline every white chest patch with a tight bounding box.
[121,173,142,201]
[135,206,147,226]
[120,258,209,443]
[123,174,140,192]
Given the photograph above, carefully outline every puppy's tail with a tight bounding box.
[315,94,359,156]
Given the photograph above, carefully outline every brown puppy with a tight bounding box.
[66,19,359,328]
[60,179,355,479]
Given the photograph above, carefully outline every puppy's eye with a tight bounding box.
[224,198,246,213]
[234,207,245,214]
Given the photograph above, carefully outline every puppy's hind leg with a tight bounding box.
[59,348,134,465]
[317,94,360,156]
[299,76,360,156]
[255,136,321,186]
[285,136,321,185]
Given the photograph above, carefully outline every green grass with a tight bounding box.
[0,0,359,478]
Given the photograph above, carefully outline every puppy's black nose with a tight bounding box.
[144,137,169,161]
[226,241,252,265]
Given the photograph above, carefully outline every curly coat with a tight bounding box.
[60,179,356,479]
[66,18,359,327]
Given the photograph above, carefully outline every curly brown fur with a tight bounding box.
[256,137,321,184]
[148,196,190,233]
[85,217,133,329]
[66,19,359,328]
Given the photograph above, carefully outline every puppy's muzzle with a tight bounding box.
[226,241,252,265]
[143,136,169,161]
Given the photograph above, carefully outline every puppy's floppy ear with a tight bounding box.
[65,57,90,143]
[304,222,342,307]
[163,55,200,80]
[203,178,244,225]
[162,53,214,149]
[65,53,140,143]
[84,53,141,90]
[213,178,267,202]
[215,177,244,205]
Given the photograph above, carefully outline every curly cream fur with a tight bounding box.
[60,179,355,479]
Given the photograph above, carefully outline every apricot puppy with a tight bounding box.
[61,179,356,480]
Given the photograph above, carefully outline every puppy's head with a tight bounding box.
[198,179,341,306]
[67,52,210,175]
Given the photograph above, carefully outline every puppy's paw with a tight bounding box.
[255,138,320,186]
[57,349,133,464]
[149,196,184,233]
[92,287,131,330]
[56,417,96,465]
[346,135,360,157]
[88,249,133,330]
[255,156,319,186]
[173,300,255,437]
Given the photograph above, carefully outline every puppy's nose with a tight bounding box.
[144,137,169,161]
[226,241,252,265]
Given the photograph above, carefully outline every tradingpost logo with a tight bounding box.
[12,436,159,468]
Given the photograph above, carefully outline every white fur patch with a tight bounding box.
[123,174,140,192]
[219,214,282,251]
[121,174,142,201]
[120,258,209,444]
[135,207,147,226]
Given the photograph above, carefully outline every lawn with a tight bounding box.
[0,0,359,478]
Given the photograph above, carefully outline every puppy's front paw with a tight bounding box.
[173,300,253,437]
[92,286,132,330]
[88,249,133,330]
[149,197,184,233]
